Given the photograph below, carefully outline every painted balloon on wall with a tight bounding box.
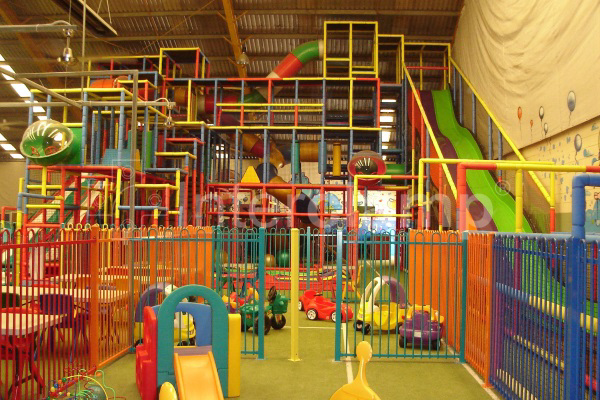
[567,91,576,112]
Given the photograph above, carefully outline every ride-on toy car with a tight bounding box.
[301,291,353,322]
[239,286,288,335]
[355,276,407,333]
[398,306,444,350]
[298,290,322,311]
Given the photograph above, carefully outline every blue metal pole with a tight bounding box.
[117,90,126,163]
[109,107,115,150]
[27,93,34,125]
[425,128,430,229]
[334,229,343,361]
[471,93,476,134]
[487,116,492,160]
[453,68,456,104]
[459,230,468,362]
[458,74,463,125]
[46,94,51,120]
[258,227,266,360]
[90,108,96,164]
[142,106,149,172]
[81,92,89,165]
[497,127,503,181]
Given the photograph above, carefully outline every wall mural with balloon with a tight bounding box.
[516,115,600,231]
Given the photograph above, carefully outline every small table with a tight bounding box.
[1,286,128,304]
[1,313,65,398]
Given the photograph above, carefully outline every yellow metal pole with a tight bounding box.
[187,80,192,121]
[15,178,23,286]
[115,169,122,221]
[443,52,447,90]
[290,228,300,362]
[103,178,109,224]
[550,172,556,208]
[515,169,523,233]
[41,166,47,196]
[373,22,379,77]
[349,79,353,125]
[349,22,353,77]
[175,169,181,210]
[333,143,342,176]
[447,44,452,85]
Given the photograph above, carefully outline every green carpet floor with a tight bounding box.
[102,310,491,399]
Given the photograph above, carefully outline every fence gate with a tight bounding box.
[334,229,467,360]
[133,227,266,359]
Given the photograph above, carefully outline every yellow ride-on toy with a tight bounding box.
[355,276,408,334]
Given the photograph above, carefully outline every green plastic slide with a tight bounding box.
[431,90,532,232]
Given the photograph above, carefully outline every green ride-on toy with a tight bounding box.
[239,286,288,335]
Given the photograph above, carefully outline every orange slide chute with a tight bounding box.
[173,352,224,400]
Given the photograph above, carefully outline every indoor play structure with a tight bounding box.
[0,15,596,400]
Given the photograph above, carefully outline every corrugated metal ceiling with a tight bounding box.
[0,0,462,146]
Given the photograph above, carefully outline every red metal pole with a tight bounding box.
[457,164,467,231]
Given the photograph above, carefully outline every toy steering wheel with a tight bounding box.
[267,286,277,304]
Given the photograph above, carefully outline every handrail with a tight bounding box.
[402,63,458,200]
[449,58,552,206]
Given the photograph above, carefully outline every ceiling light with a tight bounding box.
[380,125,392,129]
[1,143,16,151]
[381,109,395,113]
[382,99,397,103]
[57,29,77,66]
[236,46,250,66]
[9,153,24,159]
[0,134,6,141]
[382,145,389,149]
[380,116,394,123]
[11,83,31,98]
[382,131,391,142]
[37,116,48,121]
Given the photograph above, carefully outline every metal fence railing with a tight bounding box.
[0,231,95,400]
[335,229,466,361]
[491,233,572,399]
[465,232,494,385]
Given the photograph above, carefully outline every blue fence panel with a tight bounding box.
[489,233,600,400]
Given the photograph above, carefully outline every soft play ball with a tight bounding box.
[86,384,107,400]
[265,254,276,268]
[276,250,290,268]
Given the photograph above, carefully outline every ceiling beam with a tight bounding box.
[40,9,461,20]
[71,33,452,43]
[220,0,246,77]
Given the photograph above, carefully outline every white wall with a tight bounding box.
[0,162,25,207]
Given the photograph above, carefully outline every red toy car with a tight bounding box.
[300,290,353,323]
[298,290,322,311]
